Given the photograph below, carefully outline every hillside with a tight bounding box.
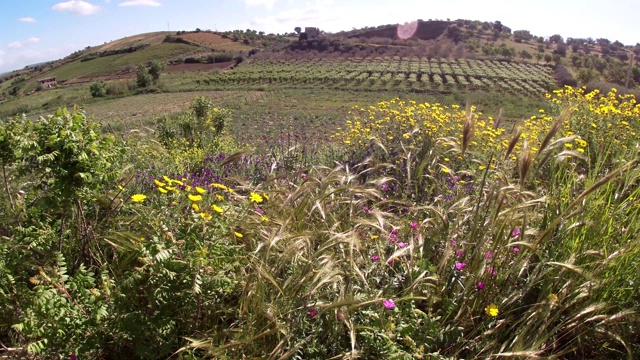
[2,19,640,110]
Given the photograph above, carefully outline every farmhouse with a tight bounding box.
[37,77,57,89]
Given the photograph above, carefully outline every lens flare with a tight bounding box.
[397,20,418,40]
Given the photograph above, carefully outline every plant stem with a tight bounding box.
[1,160,15,211]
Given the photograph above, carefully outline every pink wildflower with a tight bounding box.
[383,299,396,309]
[454,262,466,270]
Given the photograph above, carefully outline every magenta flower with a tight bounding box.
[308,309,318,318]
[477,281,485,290]
[454,262,466,270]
[485,251,493,259]
[410,221,418,229]
[456,249,465,258]
[391,228,398,236]
[511,228,521,237]
[301,173,307,179]
[450,239,457,247]
[513,247,520,254]
[371,255,380,262]
[398,242,408,248]
[383,299,396,309]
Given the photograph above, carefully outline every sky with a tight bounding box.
[1,0,639,74]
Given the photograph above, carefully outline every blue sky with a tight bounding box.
[1,0,639,73]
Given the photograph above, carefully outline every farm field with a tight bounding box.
[208,57,555,96]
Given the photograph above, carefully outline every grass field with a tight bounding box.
[21,43,202,92]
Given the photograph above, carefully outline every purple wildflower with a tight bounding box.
[511,228,521,237]
[308,309,318,318]
[477,281,485,290]
[371,255,380,262]
[454,262,466,270]
[398,242,408,248]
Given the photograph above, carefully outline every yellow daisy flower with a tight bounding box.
[485,304,499,317]
[131,194,147,203]
[249,192,263,203]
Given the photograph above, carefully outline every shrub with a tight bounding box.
[89,80,107,97]
[136,62,152,88]
[555,65,577,87]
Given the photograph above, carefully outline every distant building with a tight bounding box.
[305,27,321,39]
[37,77,57,89]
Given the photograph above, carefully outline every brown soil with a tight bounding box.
[178,32,234,47]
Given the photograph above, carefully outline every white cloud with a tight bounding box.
[52,0,101,16]
[245,0,277,9]
[7,37,41,49]
[118,0,161,6]
[246,0,343,33]
[18,17,37,23]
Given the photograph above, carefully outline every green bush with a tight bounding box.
[90,80,108,97]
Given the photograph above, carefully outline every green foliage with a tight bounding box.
[136,62,152,88]
[147,60,166,84]
[155,97,231,171]
[1,88,640,359]
[90,80,107,97]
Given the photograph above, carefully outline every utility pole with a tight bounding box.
[625,53,634,90]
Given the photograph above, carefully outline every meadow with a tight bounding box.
[0,82,639,360]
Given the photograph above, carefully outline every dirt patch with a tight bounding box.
[178,33,233,47]
[177,32,253,51]
[94,32,172,52]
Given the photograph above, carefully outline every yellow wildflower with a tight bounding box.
[250,192,264,203]
[485,304,499,317]
[212,204,224,214]
[196,186,207,194]
[188,194,203,202]
[158,187,168,194]
[210,183,228,191]
[234,231,244,238]
[131,194,147,203]
[154,179,166,187]
[192,203,200,212]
